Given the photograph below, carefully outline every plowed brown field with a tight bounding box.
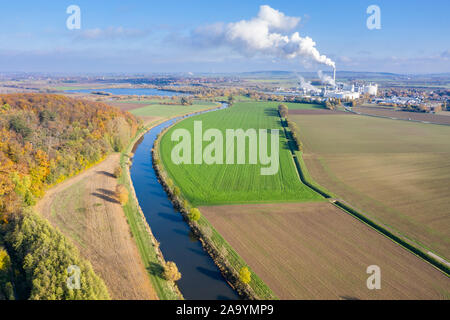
[292,113,450,259]
[201,202,450,300]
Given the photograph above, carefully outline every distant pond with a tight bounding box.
[64,87,186,96]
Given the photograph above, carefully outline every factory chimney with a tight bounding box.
[333,68,336,83]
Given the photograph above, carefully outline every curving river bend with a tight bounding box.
[130,104,239,300]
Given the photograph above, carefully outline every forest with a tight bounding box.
[0,93,140,299]
[0,93,139,218]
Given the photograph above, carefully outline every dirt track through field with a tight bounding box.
[36,154,157,300]
[201,202,450,300]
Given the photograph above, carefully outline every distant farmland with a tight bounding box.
[352,106,450,125]
[130,101,219,118]
[292,113,450,260]
[201,202,450,300]
[159,101,324,205]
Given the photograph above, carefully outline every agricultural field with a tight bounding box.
[285,102,325,110]
[159,101,324,205]
[106,99,220,125]
[36,154,158,300]
[129,100,219,118]
[437,111,450,117]
[200,202,450,300]
[352,106,450,125]
[292,113,450,259]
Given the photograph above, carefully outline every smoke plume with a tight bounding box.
[298,75,319,92]
[192,5,335,69]
[318,70,335,86]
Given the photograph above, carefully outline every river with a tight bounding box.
[129,104,239,300]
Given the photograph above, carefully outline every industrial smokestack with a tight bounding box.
[318,70,335,87]
[333,68,336,83]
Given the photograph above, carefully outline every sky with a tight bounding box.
[0,0,449,74]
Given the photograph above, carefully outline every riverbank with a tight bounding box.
[120,119,183,300]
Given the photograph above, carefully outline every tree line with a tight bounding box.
[278,104,303,152]
[2,209,110,300]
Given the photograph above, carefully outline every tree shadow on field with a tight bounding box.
[91,188,120,204]
[148,262,165,279]
[264,108,279,118]
[281,138,291,150]
[97,170,115,178]
[98,188,116,197]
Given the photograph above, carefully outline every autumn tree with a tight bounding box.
[113,166,122,178]
[278,104,288,118]
[115,184,129,205]
[163,261,181,282]
[180,97,192,106]
[173,186,181,197]
[188,208,201,222]
[182,199,191,211]
[239,266,251,284]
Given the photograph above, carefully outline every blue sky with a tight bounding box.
[0,0,449,74]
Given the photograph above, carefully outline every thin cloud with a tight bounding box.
[75,27,148,40]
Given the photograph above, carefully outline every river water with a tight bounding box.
[65,87,185,96]
[130,104,239,300]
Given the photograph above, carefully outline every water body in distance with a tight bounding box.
[65,87,185,96]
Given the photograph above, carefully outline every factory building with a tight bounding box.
[294,69,378,101]
[322,82,377,100]
[324,89,360,100]
[362,84,378,96]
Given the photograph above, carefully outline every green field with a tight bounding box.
[130,101,219,118]
[292,113,450,259]
[159,101,324,206]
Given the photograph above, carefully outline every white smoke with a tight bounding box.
[298,75,319,92]
[192,5,335,69]
[318,70,335,86]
